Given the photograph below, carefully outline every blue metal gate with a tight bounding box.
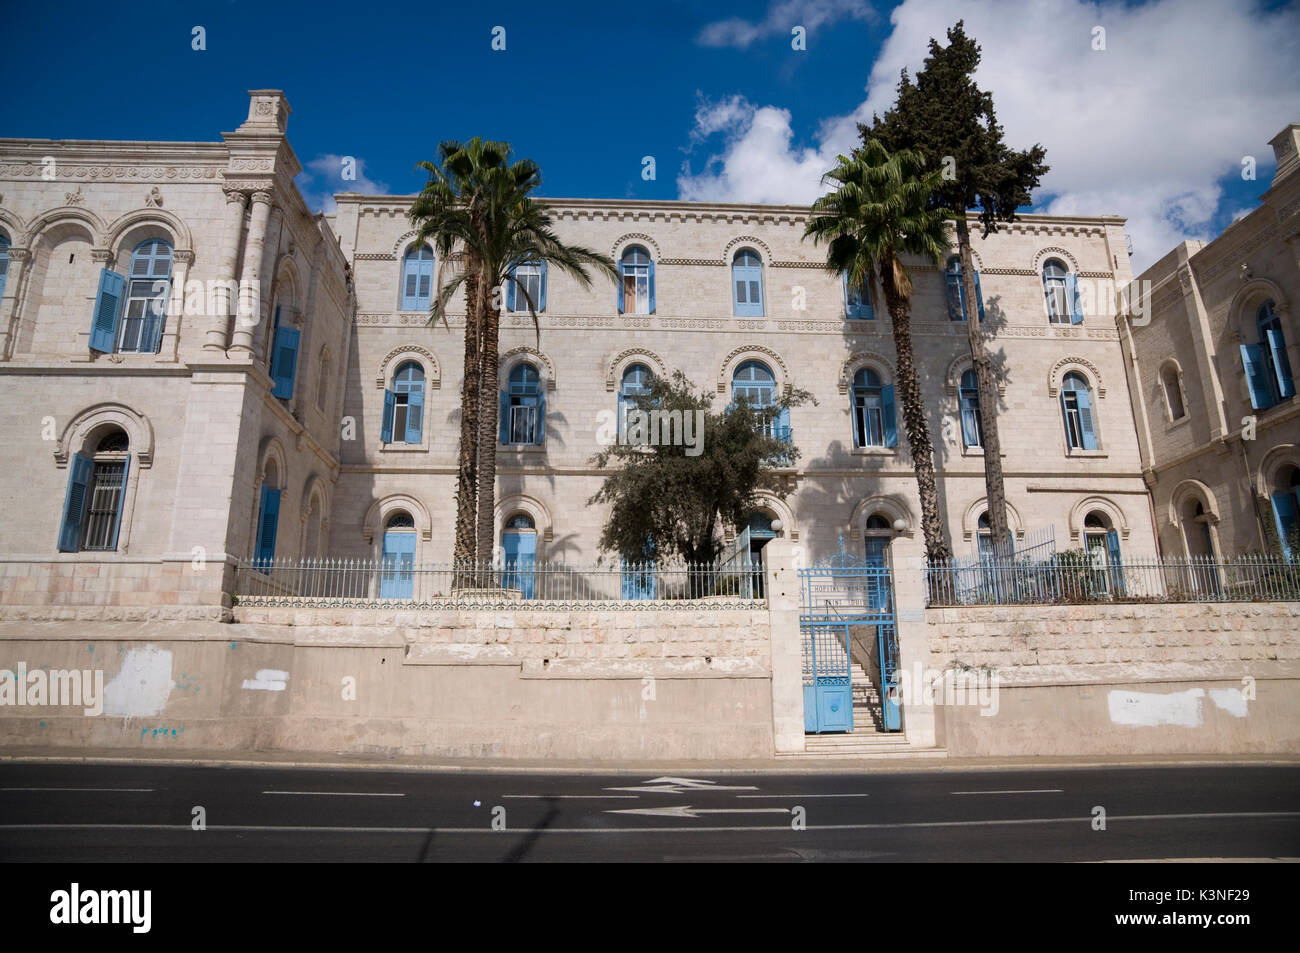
[799,539,901,732]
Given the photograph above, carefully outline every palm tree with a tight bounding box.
[805,138,954,562]
[410,140,616,570]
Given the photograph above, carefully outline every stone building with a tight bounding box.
[0,88,1160,620]
[1123,123,1300,561]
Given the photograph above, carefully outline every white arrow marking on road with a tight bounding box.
[606,805,790,818]
[603,777,759,795]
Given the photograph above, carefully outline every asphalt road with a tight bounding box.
[1,761,1297,862]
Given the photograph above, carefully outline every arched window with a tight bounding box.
[851,367,896,449]
[1244,300,1296,409]
[117,239,173,352]
[1060,372,1098,450]
[400,244,435,311]
[380,511,417,599]
[619,363,653,440]
[1042,258,1079,324]
[501,512,537,598]
[1162,364,1186,421]
[732,249,764,317]
[381,361,425,444]
[501,362,544,445]
[959,369,983,448]
[944,256,983,323]
[1083,511,1123,593]
[507,261,546,313]
[618,246,654,315]
[58,428,131,552]
[732,360,775,408]
[844,273,874,320]
[1269,465,1300,558]
[0,232,10,302]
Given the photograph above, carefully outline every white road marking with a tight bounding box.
[502,795,639,799]
[736,793,869,799]
[0,787,155,793]
[262,790,404,797]
[605,776,759,795]
[1,811,1295,835]
[951,789,1064,795]
[607,805,791,818]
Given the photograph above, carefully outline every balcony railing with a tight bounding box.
[925,553,1300,607]
[234,557,766,610]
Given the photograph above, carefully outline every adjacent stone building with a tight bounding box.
[0,88,1173,621]
[1124,123,1300,560]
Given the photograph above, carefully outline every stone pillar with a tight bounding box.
[252,204,284,365]
[207,188,248,351]
[763,538,805,755]
[0,246,31,360]
[890,531,937,747]
[228,190,272,356]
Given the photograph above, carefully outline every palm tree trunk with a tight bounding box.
[452,271,481,578]
[475,283,501,577]
[955,215,1010,553]
[881,260,951,563]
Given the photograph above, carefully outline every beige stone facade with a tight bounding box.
[1125,124,1300,560]
[0,88,1167,620]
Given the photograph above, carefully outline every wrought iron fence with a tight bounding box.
[926,553,1300,606]
[233,557,766,610]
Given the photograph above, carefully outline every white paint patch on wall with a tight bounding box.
[242,669,289,691]
[1209,688,1249,718]
[1107,688,1204,728]
[103,646,175,717]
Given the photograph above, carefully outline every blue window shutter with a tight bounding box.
[777,405,791,443]
[0,239,9,301]
[89,269,126,353]
[882,385,898,448]
[974,270,984,322]
[617,263,625,313]
[1267,328,1295,400]
[1241,344,1274,410]
[506,265,517,312]
[961,400,981,447]
[1272,492,1299,557]
[57,453,93,552]
[405,386,424,443]
[417,256,433,307]
[945,271,963,322]
[401,258,415,310]
[535,388,546,444]
[499,391,510,444]
[648,261,656,314]
[380,389,395,442]
[1075,387,1098,450]
[141,281,169,352]
[255,486,280,565]
[1106,529,1125,595]
[539,262,548,312]
[1067,273,1083,324]
[269,325,299,399]
[108,453,130,550]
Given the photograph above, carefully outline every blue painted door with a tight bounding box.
[380,531,415,599]
[801,624,853,733]
[502,531,536,598]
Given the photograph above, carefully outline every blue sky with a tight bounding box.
[3,0,1297,271]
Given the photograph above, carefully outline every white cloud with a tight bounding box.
[679,0,1300,273]
[296,154,390,214]
[697,0,876,48]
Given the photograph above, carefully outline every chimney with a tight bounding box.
[1268,123,1300,186]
